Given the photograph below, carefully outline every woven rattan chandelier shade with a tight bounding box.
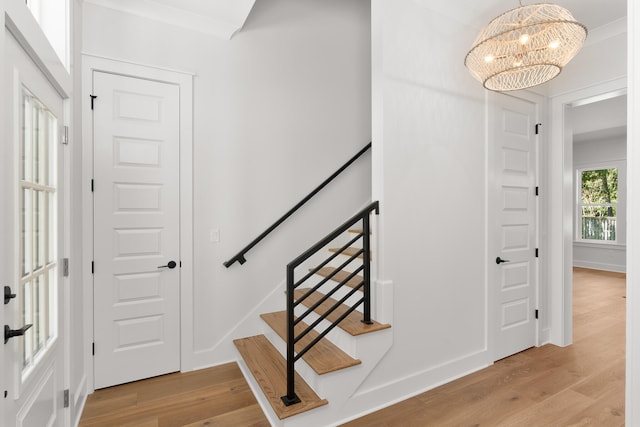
[465,3,587,91]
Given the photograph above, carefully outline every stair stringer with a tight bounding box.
[275,327,393,427]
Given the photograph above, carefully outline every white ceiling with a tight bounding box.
[572,95,627,143]
[87,0,627,41]
[425,0,627,33]
[84,0,257,39]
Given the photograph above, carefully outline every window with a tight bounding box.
[20,88,58,374]
[578,167,618,242]
[25,0,69,68]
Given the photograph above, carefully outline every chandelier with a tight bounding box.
[464,2,587,91]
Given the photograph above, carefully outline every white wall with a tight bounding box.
[366,0,491,407]
[573,137,627,272]
[82,0,372,369]
[364,0,629,419]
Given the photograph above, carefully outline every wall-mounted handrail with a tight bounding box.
[281,201,379,406]
[223,142,372,268]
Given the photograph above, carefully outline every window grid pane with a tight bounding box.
[19,89,57,373]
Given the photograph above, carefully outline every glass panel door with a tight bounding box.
[19,88,58,376]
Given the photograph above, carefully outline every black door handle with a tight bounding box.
[157,261,177,269]
[4,286,16,304]
[496,257,510,264]
[5,324,32,344]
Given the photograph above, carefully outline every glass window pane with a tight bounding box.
[21,188,31,277]
[581,206,617,241]
[48,192,55,264]
[38,191,45,270]
[581,168,618,205]
[22,95,32,182]
[22,279,33,367]
[47,112,57,186]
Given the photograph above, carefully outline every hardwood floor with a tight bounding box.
[343,267,626,426]
[79,267,625,426]
[78,362,270,427]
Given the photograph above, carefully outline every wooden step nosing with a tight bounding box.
[260,311,362,375]
[293,289,391,337]
[233,335,328,419]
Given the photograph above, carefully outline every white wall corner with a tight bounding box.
[374,279,393,326]
[626,1,640,424]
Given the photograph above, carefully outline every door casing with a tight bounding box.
[81,54,194,392]
[487,90,543,359]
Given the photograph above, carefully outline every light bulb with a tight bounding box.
[484,55,495,63]
[549,40,560,49]
[519,34,529,44]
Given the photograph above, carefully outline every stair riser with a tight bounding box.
[261,328,393,427]
[293,306,358,357]
[261,326,324,391]
[297,274,366,308]
[261,315,393,403]
[233,351,285,427]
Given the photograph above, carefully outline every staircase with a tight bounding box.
[233,204,392,426]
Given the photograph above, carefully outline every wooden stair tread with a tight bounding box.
[312,267,364,290]
[260,311,361,374]
[233,335,328,419]
[328,246,370,260]
[294,289,391,336]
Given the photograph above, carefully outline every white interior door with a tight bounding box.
[3,30,66,427]
[489,92,539,362]
[92,71,181,389]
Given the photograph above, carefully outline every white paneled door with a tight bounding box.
[3,31,66,427]
[489,93,539,362]
[92,72,181,388]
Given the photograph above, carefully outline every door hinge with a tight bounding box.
[535,186,539,196]
[91,179,94,192]
[61,125,69,145]
[535,309,539,319]
[535,123,542,135]
[62,258,69,277]
[63,389,70,408]
[535,248,539,258]
[92,342,95,356]
[90,94,97,110]
[91,261,94,274]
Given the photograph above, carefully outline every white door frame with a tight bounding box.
[81,54,194,392]
[548,77,627,349]
[487,90,543,358]
[628,3,640,423]
[2,1,72,425]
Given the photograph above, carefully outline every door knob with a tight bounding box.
[496,257,510,264]
[4,286,16,304]
[157,261,177,269]
[4,324,32,344]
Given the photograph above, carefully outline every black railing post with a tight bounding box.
[281,264,301,406]
[361,213,373,325]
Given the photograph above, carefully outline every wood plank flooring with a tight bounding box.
[79,267,625,426]
[342,267,626,426]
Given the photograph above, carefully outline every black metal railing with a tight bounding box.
[223,142,372,268]
[281,201,379,406]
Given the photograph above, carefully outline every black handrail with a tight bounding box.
[281,201,379,406]
[223,142,372,268]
